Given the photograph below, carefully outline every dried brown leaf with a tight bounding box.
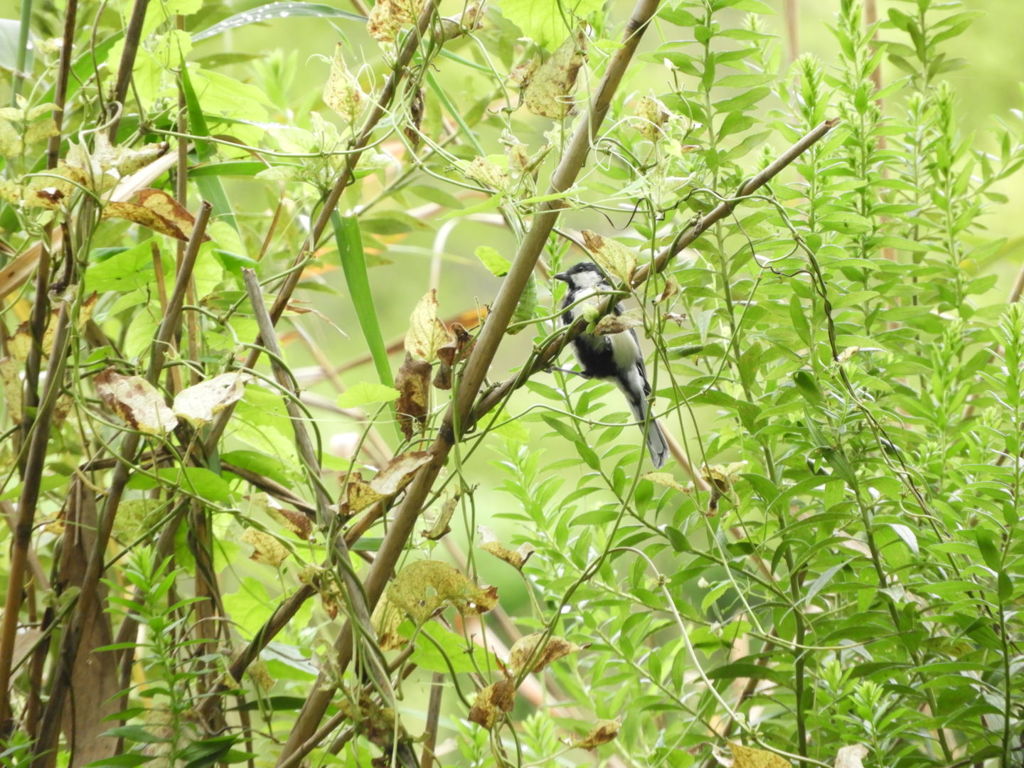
[480,527,534,570]
[523,29,587,119]
[468,678,515,729]
[572,719,621,750]
[340,472,384,516]
[593,312,641,336]
[395,354,431,438]
[173,372,249,427]
[94,368,178,434]
[508,632,582,675]
[267,505,313,541]
[369,451,433,496]
[405,289,449,362]
[241,528,289,567]
[422,491,459,541]
[102,188,209,243]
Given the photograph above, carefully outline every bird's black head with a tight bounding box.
[553,262,607,290]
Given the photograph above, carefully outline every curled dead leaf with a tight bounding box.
[468,678,515,729]
[395,354,431,438]
[593,312,641,336]
[241,528,289,567]
[422,491,459,541]
[339,472,384,517]
[173,372,249,427]
[371,594,407,651]
[369,451,433,496]
[834,745,868,768]
[405,289,450,362]
[388,560,497,624]
[572,719,621,750]
[635,94,671,141]
[434,322,475,390]
[655,277,679,304]
[266,506,313,541]
[508,632,582,675]
[581,230,637,285]
[95,368,178,435]
[480,527,534,570]
[523,29,587,119]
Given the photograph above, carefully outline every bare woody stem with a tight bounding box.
[275,0,663,759]
[0,302,72,727]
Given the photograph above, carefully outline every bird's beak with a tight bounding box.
[553,272,569,283]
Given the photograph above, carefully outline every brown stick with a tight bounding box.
[0,302,72,728]
[45,0,78,169]
[107,0,151,140]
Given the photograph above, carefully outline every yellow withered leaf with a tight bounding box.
[102,188,210,243]
[508,632,582,675]
[322,43,366,123]
[572,719,621,750]
[241,528,289,567]
[404,289,449,362]
[387,560,497,624]
[581,230,637,285]
[523,29,587,119]
[728,743,790,768]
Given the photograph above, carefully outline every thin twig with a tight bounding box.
[45,0,78,169]
[107,0,150,140]
[0,302,72,727]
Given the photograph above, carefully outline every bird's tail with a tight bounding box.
[621,386,669,468]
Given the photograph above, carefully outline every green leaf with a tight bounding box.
[192,2,364,42]
[499,0,604,49]
[83,756,154,767]
[85,240,160,293]
[974,528,1001,571]
[336,382,401,408]
[220,450,294,487]
[476,245,511,277]
[409,621,499,674]
[179,62,237,230]
[332,213,395,396]
[793,370,823,406]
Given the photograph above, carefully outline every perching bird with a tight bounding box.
[553,262,668,468]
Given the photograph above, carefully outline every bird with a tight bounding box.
[553,261,668,468]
